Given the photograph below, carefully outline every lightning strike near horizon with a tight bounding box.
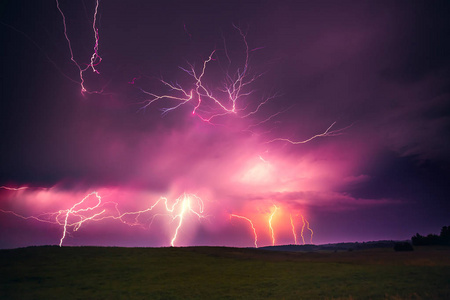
[268,205,278,246]
[1,185,318,247]
[56,0,103,94]
[0,191,205,247]
[0,3,348,250]
[0,191,109,247]
[92,193,205,247]
[300,214,314,245]
[304,216,314,244]
[290,214,298,245]
[58,191,104,246]
[166,193,205,247]
[230,214,258,248]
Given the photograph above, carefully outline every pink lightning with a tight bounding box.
[230,214,258,248]
[55,0,103,94]
[59,191,104,246]
[166,193,205,247]
[98,192,205,247]
[266,122,353,145]
[1,186,29,191]
[138,25,274,124]
[0,191,108,247]
[268,205,278,246]
[1,187,318,247]
[0,2,361,251]
[0,190,205,247]
[135,24,350,145]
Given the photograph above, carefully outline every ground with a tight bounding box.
[1,245,449,299]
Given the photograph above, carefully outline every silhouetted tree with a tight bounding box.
[430,234,440,244]
[440,226,450,245]
[411,233,425,246]
[411,226,450,246]
[394,242,413,251]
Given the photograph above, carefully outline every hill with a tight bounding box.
[260,240,399,252]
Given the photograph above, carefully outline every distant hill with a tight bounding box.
[260,240,402,252]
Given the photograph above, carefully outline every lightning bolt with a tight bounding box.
[58,191,104,246]
[0,186,29,191]
[266,122,353,145]
[1,191,205,247]
[1,190,316,247]
[299,214,314,245]
[304,216,314,244]
[135,23,351,144]
[300,215,306,245]
[230,214,258,248]
[137,25,275,124]
[268,205,278,246]
[55,0,103,94]
[0,191,110,247]
[106,193,205,246]
[168,193,205,247]
[290,214,298,245]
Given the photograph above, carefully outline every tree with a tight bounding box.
[394,242,414,251]
[440,226,450,245]
[411,233,425,246]
[411,226,450,246]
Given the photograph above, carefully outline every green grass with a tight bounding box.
[1,246,449,299]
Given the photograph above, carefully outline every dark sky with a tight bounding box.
[0,0,449,248]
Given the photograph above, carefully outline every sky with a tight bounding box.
[0,0,449,249]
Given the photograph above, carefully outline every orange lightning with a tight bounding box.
[300,214,314,244]
[300,215,306,245]
[304,217,314,244]
[230,214,258,248]
[268,205,278,246]
[290,214,298,245]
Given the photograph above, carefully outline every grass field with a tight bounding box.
[1,245,449,299]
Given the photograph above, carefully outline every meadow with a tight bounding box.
[1,245,449,299]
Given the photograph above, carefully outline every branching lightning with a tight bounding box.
[1,187,316,247]
[0,2,347,249]
[56,0,103,94]
[0,190,205,247]
[135,22,351,145]
[137,25,276,124]
[58,191,104,246]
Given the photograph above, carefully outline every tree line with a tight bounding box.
[411,226,450,246]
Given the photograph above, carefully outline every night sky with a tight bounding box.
[1,0,449,249]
